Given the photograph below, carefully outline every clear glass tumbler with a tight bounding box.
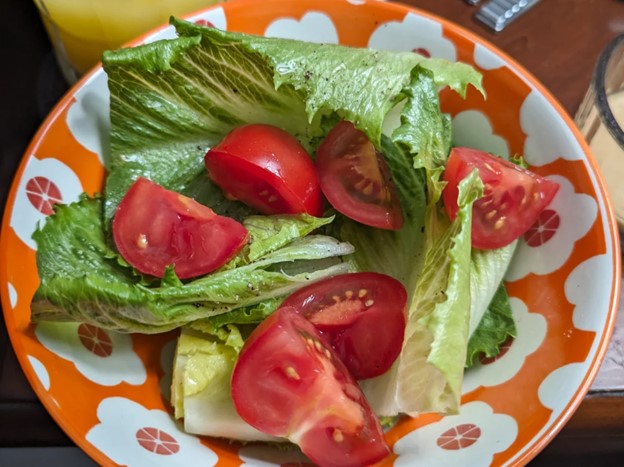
[575,34,624,230]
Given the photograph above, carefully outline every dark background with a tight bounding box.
[1,0,623,465]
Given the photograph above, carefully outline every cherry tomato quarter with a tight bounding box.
[231,306,390,467]
[316,121,404,230]
[281,272,407,380]
[442,147,559,250]
[112,177,248,279]
[205,124,322,216]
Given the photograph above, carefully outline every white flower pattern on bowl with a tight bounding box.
[9,157,83,250]
[35,322,147,386]
[368,12,457,60]
[87,397,218,466]
[505,175,598,280]
[452,110,510,158]
[567,254,613,333]
[462,297,547,393]
[394,401,517,466]
[264,12,339,44]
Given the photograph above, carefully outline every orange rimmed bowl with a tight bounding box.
[1,0,620,465]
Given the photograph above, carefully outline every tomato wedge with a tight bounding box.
[112,177,248,279]
[442,147,559,250]
[281,272,407,380]
[316,121,403,230]
[205,124,322,216]
[231,306,390,467]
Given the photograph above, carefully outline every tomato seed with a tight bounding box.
[285,366,300,380]
[358,289,367,298]
[332,428,344,443]
[136,234,148,249]
[365,299,374,307]
[484,210,497,221]
[345,290,354,299]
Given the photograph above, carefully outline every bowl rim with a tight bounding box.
[1,0,621,466]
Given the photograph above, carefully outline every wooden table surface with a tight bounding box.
[399,0,624,463]
[0,0,622,465]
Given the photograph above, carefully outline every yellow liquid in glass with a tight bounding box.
[36,0,221,77]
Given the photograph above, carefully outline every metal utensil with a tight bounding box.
[475,0,542,32]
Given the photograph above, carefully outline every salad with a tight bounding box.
[30,18,559,466]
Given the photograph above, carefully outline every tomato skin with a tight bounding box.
[281,272,407,380]
[231,306,390,467]
[112,177,248,279]
[442,147,559,250]
[316,121,404,230]
[205,124,322,216]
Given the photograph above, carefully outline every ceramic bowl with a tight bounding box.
[1,0,620,465]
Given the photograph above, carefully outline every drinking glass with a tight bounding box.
[33,0,221,83]
[575,34,624,231]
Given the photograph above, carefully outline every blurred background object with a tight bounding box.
[33,0,223,82]
[575,33,624,230]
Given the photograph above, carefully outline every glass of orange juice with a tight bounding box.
[33,0,222,83]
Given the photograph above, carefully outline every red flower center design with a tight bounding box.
[523,209,560,247]
[78,324,113,357]
[479,336,514,365]
[25,177,63,215]
[136,427,180,455]
[413,47,431,58]
[194,19,215,28]
[437,423,481,450]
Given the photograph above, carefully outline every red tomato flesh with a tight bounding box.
[205,124,322,216]
[112,177,248,279]
[231,306,390,467]
[442,147,559,250]
[281,272,407,380]
[316,121,404,230]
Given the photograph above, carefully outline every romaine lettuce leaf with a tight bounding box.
[362,170,483,416]
[31,198,352,333]
[466,282,516,367]
[172,326,277,441]
[392,67,453,172]
[102,19,482,224]
[190,298,283,331]
[468,242,517,336]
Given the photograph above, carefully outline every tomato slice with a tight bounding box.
[281,272,407,380]
[442,147,559,250]
[205,124,322,216]
[231,306,390,467]
[112,177,248,279]
[316,121,404,230]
